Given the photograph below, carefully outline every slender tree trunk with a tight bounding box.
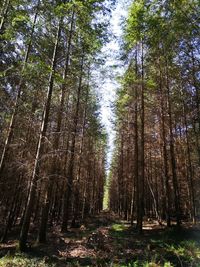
[38,10,75,243]
[19,17,62,251]
[191,50,200,164]
[0,0,40,179]
[1,176,22,242]
[81,169,90,220]
[119,132,124,217]
[72,80,89,226]
[61,54,84,232]
[147,152,160,222]
[165,59,181,226]
[137,42,145,234]
[131,50,139,226]
[182,95,196,223]
[89,157,96,214]
[159,61,171,227]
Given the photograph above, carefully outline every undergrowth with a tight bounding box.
[0,253,56,267]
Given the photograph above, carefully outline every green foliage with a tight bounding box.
[116,90,130,111]
[111,223,126,232]
[109,260,174,266]
[166,240,200,262]
[11,14,29,28]
[0,253,56,267]
[54,2,74,17]
[125,0,146,46]
[109,223,129,239]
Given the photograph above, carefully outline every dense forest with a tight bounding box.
[0,0,111,250]
[109,0,200,230]
[0,0,200,266]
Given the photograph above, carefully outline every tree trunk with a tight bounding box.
[1,176,22,242]
[191,50,200,164]
[19,17,62,251]
[0,0,40,179]
[137,42,145,234]
[38,9,75,243]
[72,78,89,226]
[159,60,171,227]
[131,50,139,226]
[61,54,84,232]
[182,93,196,223]
[165,59,181,226]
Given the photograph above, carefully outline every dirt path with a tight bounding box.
[0,212,200,266]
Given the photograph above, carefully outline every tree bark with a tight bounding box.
[38,9,75,243]
[19,17,62,251]
[71,77,89,226]
[0,0,40,179]
[165,59,181,226]
[137,42,145,234]
[158,60,171,226]
[131,49,139,226]
[182,92,196,223]
[61,54,84,232]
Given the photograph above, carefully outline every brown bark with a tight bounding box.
[137,42,145,234]
[165,59,181,226]
[131,50,139,226]
[19,17,62,251]
[158,60,171,226]
[182,93,196,223]
[38,9,75,243]
[0,0,40,179]
[72,78,89,226]
[61,54,84,232]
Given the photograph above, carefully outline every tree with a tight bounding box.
[109,0,200,229]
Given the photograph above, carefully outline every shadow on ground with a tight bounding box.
[0,213,200,266]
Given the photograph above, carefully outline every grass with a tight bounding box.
[108,223,200,267]
[164,240,200,265]
[1,220,200,266]
[109,223,130,239]
[111,224,127,232]
[0,253,56,267]
[0,246,200,267]
[111,262,174,267]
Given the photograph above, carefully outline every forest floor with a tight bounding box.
[0,212,200,267]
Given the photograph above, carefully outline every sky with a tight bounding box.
[99,0,130,170]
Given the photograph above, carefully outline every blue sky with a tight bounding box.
[99,0,130,169]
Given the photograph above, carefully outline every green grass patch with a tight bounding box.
[109,223,130,239]
[109,260,174,266]
[111,224,127,232]
[165,240,200,262]
[0,253,56,267]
